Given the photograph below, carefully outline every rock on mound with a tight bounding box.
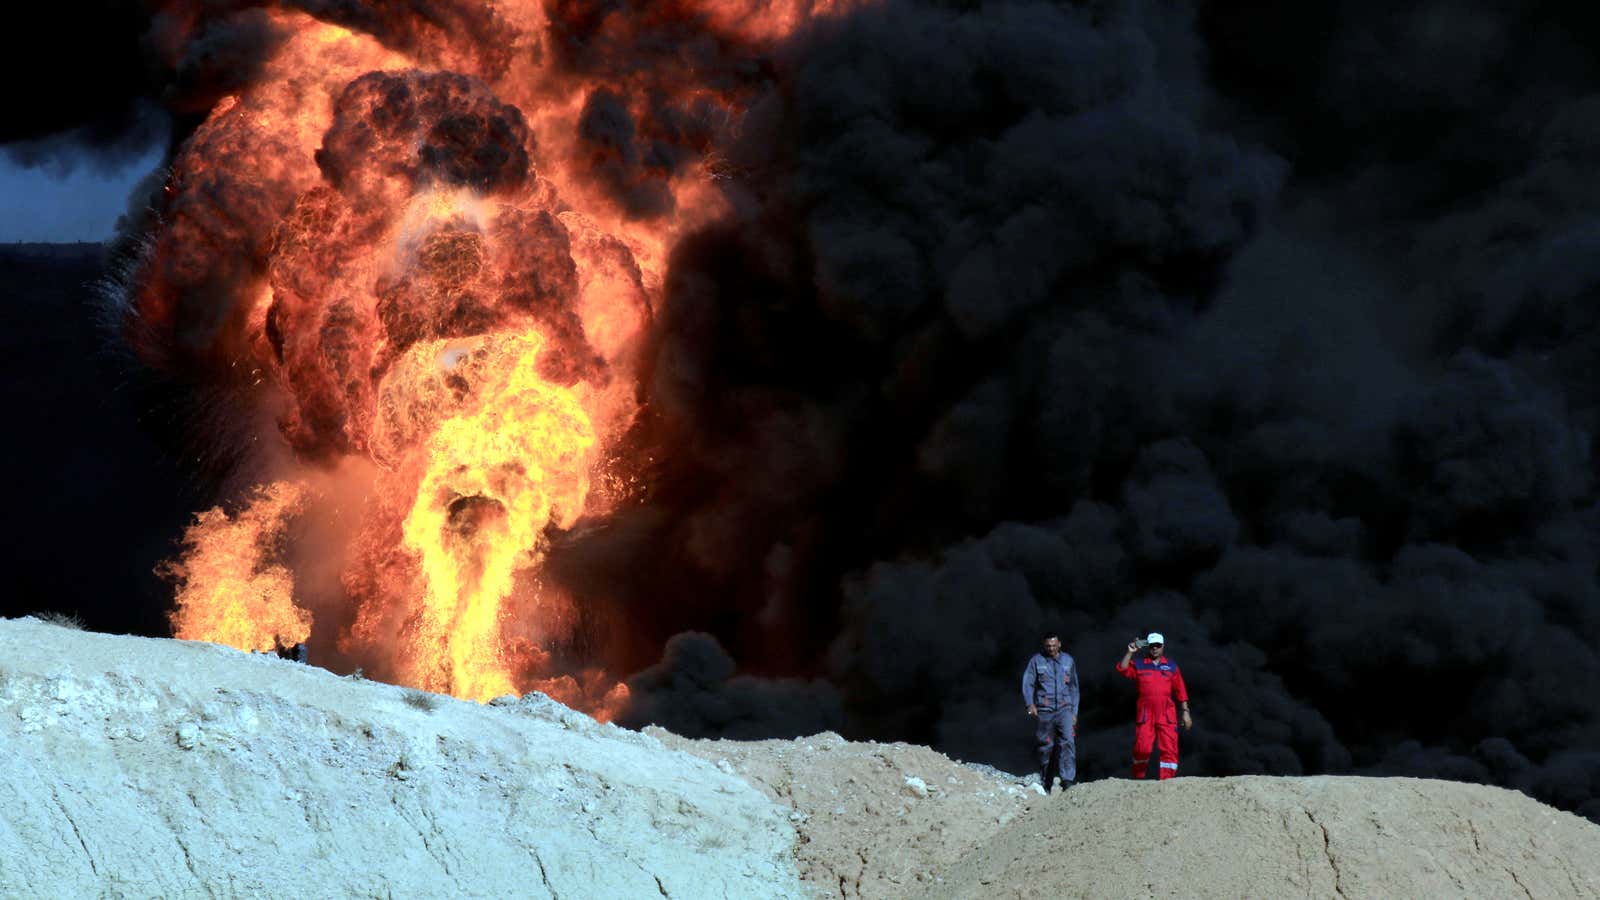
[0,617,804,897]
[923,775,1600,899]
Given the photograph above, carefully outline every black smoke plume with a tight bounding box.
[593,0,1600,823]
[0,2,165,170]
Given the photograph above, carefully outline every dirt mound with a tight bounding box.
[924,776,1600,899]
[655,729,1046,897]
[665,730,1600,899]
[7,614,1596,899]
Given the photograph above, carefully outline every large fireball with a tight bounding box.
[132,0,850,715]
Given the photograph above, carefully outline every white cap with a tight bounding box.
[1146,632,1165,644]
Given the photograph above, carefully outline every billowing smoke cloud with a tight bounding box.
[0,2,166,171]
[625,632,841,739]
[593,0,1600,822]
[547,0,769,218]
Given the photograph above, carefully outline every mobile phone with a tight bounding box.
[1134,638,1147,649]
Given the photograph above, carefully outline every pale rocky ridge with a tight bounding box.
[0,616,803,898]
[4,616,1598,899]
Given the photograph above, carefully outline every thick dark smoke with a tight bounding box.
[0,2,166,171]
[8,0,1600,822]
[625,632,842,739]
[547,0,768,218]
[590,0,1600,823]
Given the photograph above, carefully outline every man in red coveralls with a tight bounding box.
[1116,632,1192,779]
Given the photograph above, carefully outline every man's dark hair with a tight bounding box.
[1042,629,1060,640]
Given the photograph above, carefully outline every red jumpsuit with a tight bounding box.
[1117,655,1188,779]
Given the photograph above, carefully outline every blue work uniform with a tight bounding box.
[1022,651,1080,787]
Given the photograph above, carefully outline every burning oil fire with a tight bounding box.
[166,481,310,653]
[133,0,849,715]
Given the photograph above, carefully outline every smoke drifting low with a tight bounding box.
[8,0,1600,822]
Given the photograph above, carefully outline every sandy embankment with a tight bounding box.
[5,616,1598,899]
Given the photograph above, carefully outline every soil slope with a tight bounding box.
[0,616,804,898]
[5,616,1598,899]
[663,739,1600,899]
[923,775,1600,899]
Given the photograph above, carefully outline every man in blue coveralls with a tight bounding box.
[1022,630,1080,793]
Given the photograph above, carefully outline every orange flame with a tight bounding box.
[166,481,310,652]
[138,0,862,715]
[394,332,596,700]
